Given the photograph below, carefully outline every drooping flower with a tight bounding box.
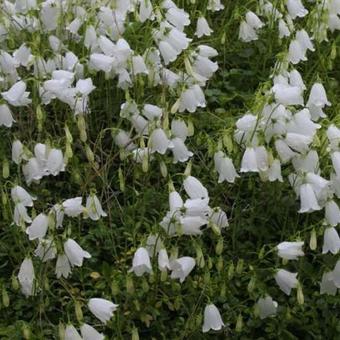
[202,304,224,333]
[129,247,153,276]
[64,239,91,267]
[277,241,304,260]
[322,227,340,254]
[286,0,308,19]
[214,151,239,183]
[0,104,15,127]
[18,257,35,297]
[170,256,196,283]
[26,213,49,240]
[85,194,107,221]
[183,176,208,199]
[257,296,278,319]
[320,272,337,295]
[158,248,171,272]
[62,197,84,217]
[55,254,72,279]
[1,81,31,106]
[298,183,321,213]
[195,17,213,38]
[64,324,82,340]
[275,269,298,295]
[88,298,118,324]
[80,323,105,340]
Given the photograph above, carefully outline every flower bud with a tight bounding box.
[160,161,168,178]
[75,300,83,322]
[297,284,304,305]
[215,238,224,255]
[236,259,244,274]
[85,144,94,163]
[310,228,317,250]
[119,167,125,192]
[132,327,140,340]
[235,314,243,332]
[2,286,9,307]
[77,115,87,142]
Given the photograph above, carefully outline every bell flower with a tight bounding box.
[85,194,107,221]
[0,104,15,127]
[88,298,118,324]
[64,324,82,340]
[239,21,258,42]
[170,256,196,283]
[139,0,154,23]
[46,148,65,176]
[246,11,264,29]
[11,185,35,206]
[129,247,152,276]
[158,248,171,272]
[207,0,224,11]
[202,304,224,333]
[183,176,209,199]
[277,241,304,260]
[12,140,24,164]
[274,269,298,295]
[195,17,213,38]
[62,197,84,217]
[34,239,56,262]
[142,104,162,120]
[150,128,172,154]
[286,0,308,19]
[179,215,207,235]
[26,213,49,240]
[332,260,340,288]
[1,81,31,106]
[214,151,239,183]
[257,296,278,319]
[80,323,105,340]
[18,257,35,297]
[320,272,337,295]
[64,239,91,267]
[322,227,340,254]
[55,254,72,279]
[209,208,229,230]
[171,137,193,163]
[325,200,340,226]
[298,183,321,213]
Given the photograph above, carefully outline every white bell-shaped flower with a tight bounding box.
[272,83,304,105]
[88,298,118,324]
[274,269,298,295]
[202,304,224,333]
[62,197,84,217]
[240,147,258,172]
[277,241,304,260]
[195,17,213,38]
[86,194,107,221]
[180,215,207,235]
[332,260,340,287]
[64,239,91,267]
[307,83,331,108]
[239,21,258,42]
[12,140,24,164]
[143,104,162,120]
[170,256,196,283]
[26,213,49,240]
[275,139,297,163]
[257,296,278,319]
[322,227,340,254]
[183,176,209,199]
[0,104,15,127]
[80,323,104,340]
[64,324,82,340]
[18,257,35,297]
[246,11,264,29]
[209,208,229,230]
[207,0,224,11]
[129,247,152,276]
[331,151,340,176]
[320,272,337,295]
[55,254,72,279]
[150,128,172,154]
[171,137,193,163]
[11,185,35,206]
[34,239,57,262]
[286,0,308,19]
[158,248,171,272]
[325,200,340,226]
[214,151,239,183]
[139,0,154,22]
[298,183,321,213]
[1,81,31,106]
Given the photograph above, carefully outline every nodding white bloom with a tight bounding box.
[62,197,84,217]
[325,200,340,226]
[142,104,162,120]
[202,304,224,333]
[26,213,49,240]
[149,128,172,154]
[179,215,207,235]
[13,43,32,67]
[12,140,24,164]
[240,147,268,173]
[320,272,337,296]
[89,53,115,73]
[86,194,107,221]
[214,151,240,183]
[158,248,171,272]
[146,234,164,257]
[164,6,190,31]
[195,17,213,38]
[158,41,178,65]
[34,239,57,262]
[207,0,225,11]
[307,83,331,107]
[132,55,148,75]
[183,176,209,199]
[0,104,15,127]
[14,203,32,225]
[169,191,184,212]
[296,30,314,53]
[327,124,340,150]
[332,260,340,287]
[257,296,278,319]
[114,130,136,151]
[170,256,196,283]
[18,258,35,297]
[64,239,91,267]
[239,21,258,42]
[55,254,72,279]
[267,159,283,182]
[11,185,35,206]
[129,247,152,276]
[322,227,340,254]
[178,85,206,113]
[138,0,154,22]
[286,0,308,19]
[277,241,304,260]
[285,133,312,153]
[171,137,193,163]
[46,148,65,176]
[88,298,118,324]
[298,183,322,213]
[279,19,291,38]
[272,83,304,105]
[209,208,229,230]
[80,323,105,340]
[246,11,264,29]
[288,40,307,64]
[331,151,340,176]
[292,150,319,173]
[65,324,82,340]
[275,269,298,295]
[275,139,297,163]
[1,81,31,106]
